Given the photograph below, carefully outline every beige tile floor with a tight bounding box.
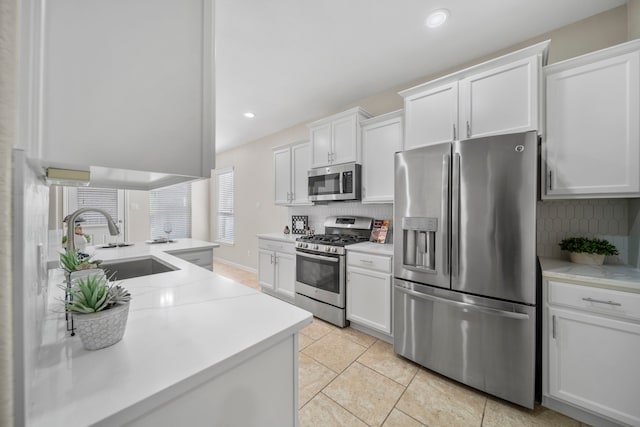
[213,261,587,427]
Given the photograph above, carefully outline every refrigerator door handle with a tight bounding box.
[442,154,450,274]
[395,285,530,320]
[451,153,460,278]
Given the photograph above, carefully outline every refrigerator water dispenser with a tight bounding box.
[401,217,437,271]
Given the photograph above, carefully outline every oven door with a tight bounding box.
[295,250,345,308]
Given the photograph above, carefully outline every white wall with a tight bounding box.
[213,6,631,270]
[12,150,50,426]
[629,0,640,40]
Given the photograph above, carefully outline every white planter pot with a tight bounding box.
[73,303,130,350]
[569,252,605,265]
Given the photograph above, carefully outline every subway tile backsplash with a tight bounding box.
[537,199,629,264]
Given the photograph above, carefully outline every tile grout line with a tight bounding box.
[319,390,373,427]
[381,368,420,426]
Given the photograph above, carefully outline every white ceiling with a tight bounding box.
[215,0,626,153]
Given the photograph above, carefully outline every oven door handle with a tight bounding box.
[296,251,340,263]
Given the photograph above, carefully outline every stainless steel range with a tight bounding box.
[294,216,373,327]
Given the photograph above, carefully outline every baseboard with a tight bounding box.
[349,322,393,344]
[213,257,256,274]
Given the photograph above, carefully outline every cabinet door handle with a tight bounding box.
[452,123,456,140]
[290,192,294,202]
[331,152,335,162]
[582,297,622,306]
[548,170,552,191]
[327,152,331,163]
[552,315,556,339]
[466,121,471,138]
[270,254,274,264]
[274,256,278,265]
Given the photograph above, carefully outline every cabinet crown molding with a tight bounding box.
[306,106,373,128]
[399,39,550,99]
[544,38,640,74]
[360,109,403,127]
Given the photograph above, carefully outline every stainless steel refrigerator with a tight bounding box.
[393,131,538,408]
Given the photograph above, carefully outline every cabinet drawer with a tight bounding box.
[548,280,640,321]
[258,239,295,255]
[347,252,392,273]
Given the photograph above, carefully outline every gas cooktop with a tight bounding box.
[296,234,369,247]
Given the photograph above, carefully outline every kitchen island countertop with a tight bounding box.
[539,257,640,293]
[30,238,312,426]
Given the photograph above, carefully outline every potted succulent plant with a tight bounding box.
[66,274,132,350]
[558,237,619,265]
[59,249,100,277]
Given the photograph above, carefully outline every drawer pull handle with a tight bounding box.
[360,259,373,264]
[582,297,621,307]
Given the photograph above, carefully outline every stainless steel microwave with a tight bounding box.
[308,163,361,202]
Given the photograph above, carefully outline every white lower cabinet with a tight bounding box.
[346,250,392,336]
[545,280,640,426]
[168,247,213,271]
[258,238,295,302]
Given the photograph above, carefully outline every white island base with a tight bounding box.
[30,240,312,427]
[126,334,299,427]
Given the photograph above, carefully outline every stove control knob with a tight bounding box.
[331,247,338,253]
[313,244,319,250]
[324,247,330,252]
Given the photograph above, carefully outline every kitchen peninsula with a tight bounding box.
[30,239,312,426]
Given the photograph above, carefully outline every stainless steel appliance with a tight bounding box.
[308,163,361,202]
[295,216,372,327]
[394,131,539,408]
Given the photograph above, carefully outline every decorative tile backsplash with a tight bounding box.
[292,198,639,267]
[290,202,393,236]
[537,199,629,264]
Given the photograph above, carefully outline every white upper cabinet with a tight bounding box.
[543,40,640,199]
[308,107,372,168]
[19,0,214,189]
[273,148,292,205]
[361,110,403,203]
[403,82,458,150]
[460,56,539,139]
[400,41,548,150]
[273,141,312,206]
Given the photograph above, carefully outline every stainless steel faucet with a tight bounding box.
[66,208,120,253]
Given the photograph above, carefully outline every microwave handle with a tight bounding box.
[339,172,344,194]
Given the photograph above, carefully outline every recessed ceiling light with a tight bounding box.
[425,9,449,28]
[243,112,256,118]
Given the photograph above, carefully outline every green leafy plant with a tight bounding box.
[559,237,619,256]
[66,274,131,314]
[59,250,99,273]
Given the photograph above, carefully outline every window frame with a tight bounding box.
[215,166,235,245]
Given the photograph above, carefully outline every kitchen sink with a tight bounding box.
[100,257,178,280]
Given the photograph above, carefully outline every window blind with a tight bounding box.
[150,183,192,239]
[74,188,119,225]
[216,168,234,243]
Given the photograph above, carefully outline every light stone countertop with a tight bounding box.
[539,257,640,293]
[31,239,312,427]
[256,233,300,243]
[347,242,394,256]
